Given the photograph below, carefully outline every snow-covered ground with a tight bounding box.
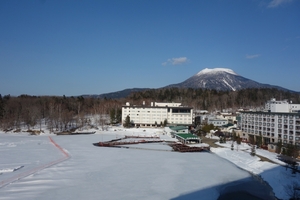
[0,127,299,199]
[212,141,300,199]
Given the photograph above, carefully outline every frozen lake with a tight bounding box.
[0,132,275,200]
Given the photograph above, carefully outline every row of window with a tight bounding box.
[242,119,295,124]
[242,113,300,119]
[281,135,300,141]
[123,110,165,113]
[243,124,295,130]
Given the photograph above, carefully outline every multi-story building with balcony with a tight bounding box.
[239,98,300,146]
[122,102,193,127]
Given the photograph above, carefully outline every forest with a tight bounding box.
[1,87,300,132]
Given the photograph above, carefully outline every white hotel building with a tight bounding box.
[239,98,300,146]
[122,102,193,127]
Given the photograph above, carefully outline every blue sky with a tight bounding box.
[1,0,299,96]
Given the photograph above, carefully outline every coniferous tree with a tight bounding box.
[123,115,131,128]
[236,134,241,145]
[276,140,283,154]
[256,133,263,147]
[163,119,168,127]
[109,108,116,124]
[116,108,122,123]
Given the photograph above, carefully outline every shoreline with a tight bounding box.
[205,138,278,199]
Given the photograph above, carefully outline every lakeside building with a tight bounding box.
[239,98,300,146]
[207,118,228,127]
[122,102,193,127]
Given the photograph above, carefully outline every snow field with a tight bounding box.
[0,127,298,199]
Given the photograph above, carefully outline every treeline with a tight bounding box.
[1,88,299,132]
[128,87,300,111]
[0,94,122,132]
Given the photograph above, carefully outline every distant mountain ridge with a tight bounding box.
[83,88,150,99]
[90,68,294,98]
[165,68,289,91]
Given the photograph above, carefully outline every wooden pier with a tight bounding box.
[93,139,164,147]
[169,143,210,152]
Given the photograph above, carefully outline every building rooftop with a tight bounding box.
[169,126,188,131]
[175,133,199,140]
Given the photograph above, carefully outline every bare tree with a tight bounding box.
[285,181,300,200]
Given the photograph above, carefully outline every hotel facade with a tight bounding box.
[122,102,193,127]
[239,98,300,146]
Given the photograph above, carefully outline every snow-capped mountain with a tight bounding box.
[95,68,293,98]
[166,68,288,91]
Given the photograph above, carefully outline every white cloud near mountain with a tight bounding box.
[162,57,189,66]
[246,54,261,59]
[267,0,293,8]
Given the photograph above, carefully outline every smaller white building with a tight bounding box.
[207,118,228,127]
[265,98,300,113]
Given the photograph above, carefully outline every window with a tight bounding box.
[278,119,282,123]
[278,124,282,128]
[289,120,293,124]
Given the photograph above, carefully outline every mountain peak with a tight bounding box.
[195,68,238,76]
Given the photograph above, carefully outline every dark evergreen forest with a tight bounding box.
[0,88,299,131]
